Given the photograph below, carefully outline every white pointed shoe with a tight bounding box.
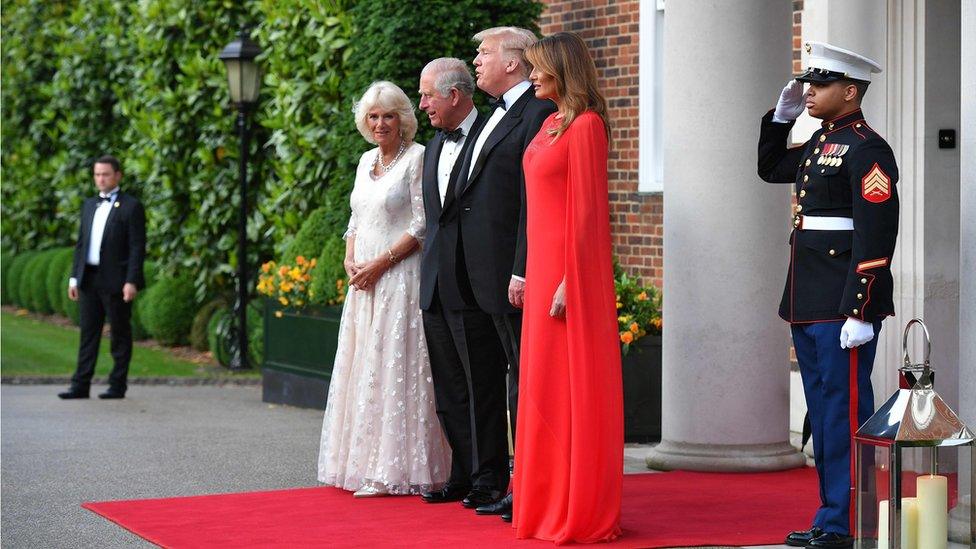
[353,485,388,498]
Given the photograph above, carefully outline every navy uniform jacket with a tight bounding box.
[758,109,899,323]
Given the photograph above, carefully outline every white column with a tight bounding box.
[951,1,975,541]
[646,0,805,472]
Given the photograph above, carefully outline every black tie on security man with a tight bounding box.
[59,155,146,400]
[758,43,899,549]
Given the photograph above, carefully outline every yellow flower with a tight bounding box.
[616,301,623,310]
[620,331,634,344]
[637,291,648,301]
[274,310,283,318]
[336,279,345,289]
[279,297,289,306]
[630,322,640,334]
[310,258,317,267]
[295,299,304,307]
[280,282,294,293]
[652,318,663,330]
[289,267,302,280]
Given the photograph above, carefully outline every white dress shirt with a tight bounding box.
[69,188,119,288]
[438,107,478,205]
[467,80,532,180]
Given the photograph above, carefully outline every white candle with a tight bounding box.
[916,474,948,549]
[878,498,919,549]
[878,499,889,549]
[903,497,919,549]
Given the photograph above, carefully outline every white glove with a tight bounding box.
[772,80,808,123]
[840,317,875,349]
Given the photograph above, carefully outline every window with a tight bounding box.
[638,0,665,193]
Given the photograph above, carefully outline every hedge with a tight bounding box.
[141,275,198,346]
[6,252,39,307]
[131,260,159,340]
[1,250,16,304]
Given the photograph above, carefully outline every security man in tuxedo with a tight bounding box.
[59,155,146,400]
[758,43,899,549]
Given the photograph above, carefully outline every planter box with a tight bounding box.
[622,335,662,443]
[262,301,342,410]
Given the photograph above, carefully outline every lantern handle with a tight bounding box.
[901,318,931,374]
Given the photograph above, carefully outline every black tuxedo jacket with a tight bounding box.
[420,112,488,311]
[454,87,556,315]
[72,191,147,291]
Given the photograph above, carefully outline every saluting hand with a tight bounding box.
[773,80,808,123]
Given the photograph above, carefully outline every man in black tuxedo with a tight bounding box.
[459,27,556,520]
[59,155,146,400]
[416,57,506,507]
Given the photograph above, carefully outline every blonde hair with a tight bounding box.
[353,81,418,144]
[525,32,610,141]
[473,26,538,77]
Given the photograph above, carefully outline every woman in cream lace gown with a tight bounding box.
[317,81,450,496]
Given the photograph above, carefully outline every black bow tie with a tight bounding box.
[442,128,464,142]
[98,195,113,203]
[490,97,507,111]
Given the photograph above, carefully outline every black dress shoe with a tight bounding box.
[58,390,89,399]
[785,527,823,547]
[807,532,854,549]
[98,390,125,399]
[501,511,512,523]
[421,483,470,504]
[461,488,499,509]
[476,492,512,515]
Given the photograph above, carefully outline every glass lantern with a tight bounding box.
[854,319,974,549]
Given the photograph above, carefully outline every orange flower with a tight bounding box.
[620,331,634,344]
[629,322,640,334]
[274,310,284,318]
[652,318,663,330]
[637,291,648,301]
[310,258,317,267]
[296,255,306,266]
[278,266,289,277]
[261,262,272,274]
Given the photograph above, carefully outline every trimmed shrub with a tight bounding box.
[282,206,334,264]
[45,247,74,316]
[190,298,226,352]
[310,234,348,305]
[141,275,197,346]
[1,250,14,304]
[19,252,53,312]
[130,260,159,340]
[6,251,39,307]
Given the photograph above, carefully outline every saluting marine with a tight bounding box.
[758,42,899,549]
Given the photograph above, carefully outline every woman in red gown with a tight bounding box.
[513,32,623,544]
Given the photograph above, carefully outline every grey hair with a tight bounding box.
[473,26,538,76]
[421,58,475,97]
[353,81,418,144]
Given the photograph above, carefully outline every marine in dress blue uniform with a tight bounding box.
[758,43,899,549]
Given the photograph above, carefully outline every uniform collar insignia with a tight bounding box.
[822,109,864,130]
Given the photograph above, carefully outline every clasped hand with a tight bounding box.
[347,257,387,291]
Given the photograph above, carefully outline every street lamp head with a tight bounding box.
[219,26,263,107]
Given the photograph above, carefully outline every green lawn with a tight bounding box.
[0,311,258,378]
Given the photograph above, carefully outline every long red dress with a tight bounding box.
[513,110,623,544]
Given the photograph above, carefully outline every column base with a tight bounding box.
[646,439,807,472]
[949,494,972,542]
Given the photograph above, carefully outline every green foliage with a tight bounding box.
[190,298,227,352]
[131,260,160,340]
[141,275,198,346]
[44,248,75,316]
[310,234,348,305]
[59,259,80,325]
[206,302,263,368]
[613,260,663,355]
[6,252,39,307]
[282,206,338,263]
[1,251,15,305]
[207,306,232,367]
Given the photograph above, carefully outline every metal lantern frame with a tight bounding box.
[853,319,975,548]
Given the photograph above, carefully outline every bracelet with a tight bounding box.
[387,248,400,264]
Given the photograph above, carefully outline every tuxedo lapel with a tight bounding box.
[459,87,536,197]
[424,135,446,218]
[441,113,486,218]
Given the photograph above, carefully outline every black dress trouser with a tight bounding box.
[71,266,132,393]
[422,291,509,493]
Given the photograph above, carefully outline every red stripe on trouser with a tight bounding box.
[848,346,859,535]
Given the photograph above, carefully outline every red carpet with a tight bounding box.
[83,468,819,548]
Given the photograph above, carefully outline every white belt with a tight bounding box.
[793,215,854,231]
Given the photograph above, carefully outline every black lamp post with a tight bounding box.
[219,27,262,370]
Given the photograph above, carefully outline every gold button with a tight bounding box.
[821,169,826,173]
[819,135,826,142]
[803,175,809,182]
[853,308,859,315]
[793,217,801,227]
[828,123,835,130]
[814,148,821,154]
[800,190,807,197]
[861,278,868,284]
[857,293,863,299]
[796,204,803,212]
[828,249,836,256]
[856,123,862,128]
[805,159,811,166]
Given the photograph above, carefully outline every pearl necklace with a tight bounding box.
[375,140,407,173]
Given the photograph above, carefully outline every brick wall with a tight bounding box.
[538,0,662,287]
